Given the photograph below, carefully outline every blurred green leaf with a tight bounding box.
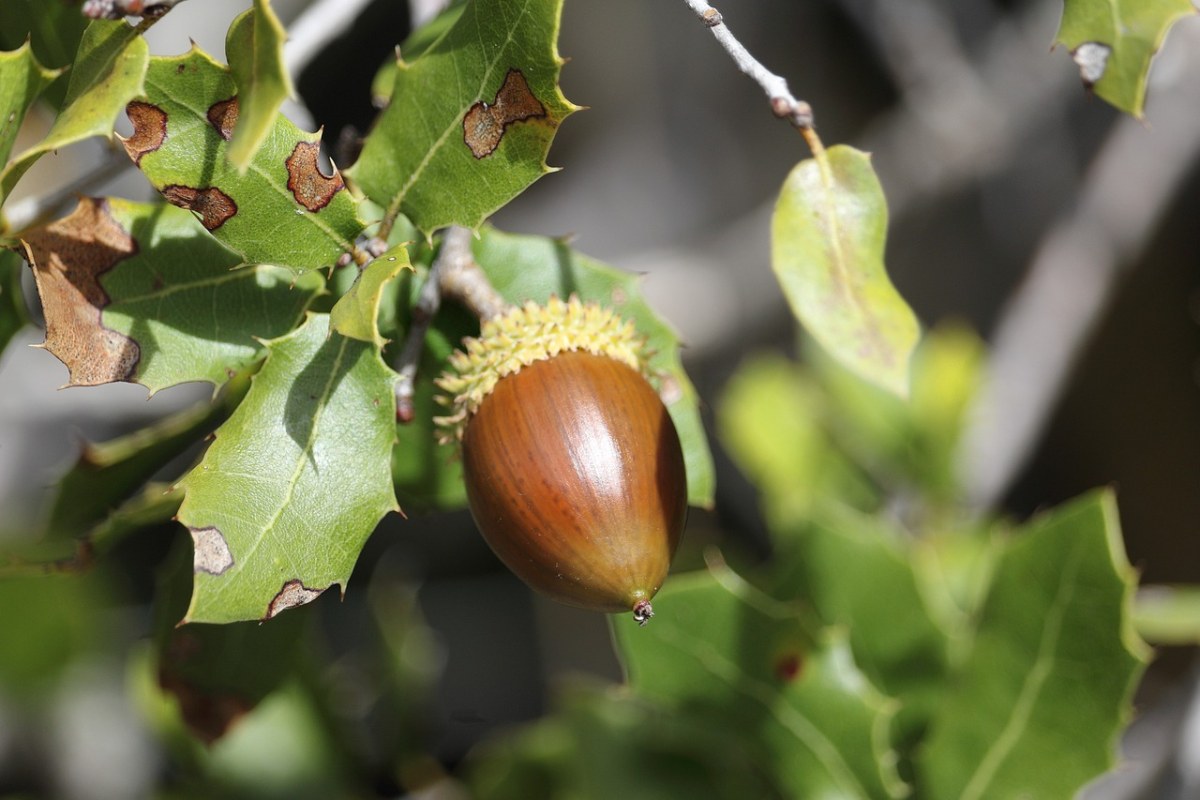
[767,506,955,761]
[0,573,110,694]
[616,566,905,800]
[1057,0,1195,117]
[772,145,919,398]
[21,197,323,391]
[225,0,293,172]
[129,47,363,271]
[347,0,578,237]
[0,248,28,356]
[177,314,398,624]
[917,490,1148,799]
[718,353,876,523]
[0,19,147,210]
[475,227,715,509]
[45,374,248,539]
[1133,584,1200,645]
[330,243,412,347]
[470,684,781,800]
[0,40,60,167]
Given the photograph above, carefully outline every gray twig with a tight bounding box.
[393,226,509,422]
[679,0,814,130]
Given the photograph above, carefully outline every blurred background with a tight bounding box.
[1,0,1199,797]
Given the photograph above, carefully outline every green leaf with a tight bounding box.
[330,243,412,347]
[0,248,28,357]
[1133,584,1200,645]
[473,227,716,509]
[176,313,399,624]
[772,145,919,398]
[0,19,148,211]
[767,508,956,761]
[616,566,905,800]
[0,0,90,110]
[0,41,60,166]
[20,197,323,391]
[469,685,780,800]
[917,490,1149,800]
[1057,0,1196,117]
[44,376,248,539]
[346,0,578,237]
[718,353,877,523]
[225,0,293,172]
[129,47,363,271]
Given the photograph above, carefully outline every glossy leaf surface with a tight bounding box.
[347,0,577,237]
[330,243,412,347]
[176,314,398,624]
[129,47,363,271]
[0,41,59,167]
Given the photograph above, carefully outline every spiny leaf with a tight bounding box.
[0,249,28,357]
[917,490,1149,800]
[0,19,147,211]
[772,145,919,398]
[1057,0,1196,117]
[176,313,398,624]
[347,0,578,237]
[225,0,293,172]
[473,227,715,509]
[616,565,905,800]
[370,1,467,107]
[330,243,412,347]
[20,197,323,391]
[0,41,61,167]
[128,47,363,272]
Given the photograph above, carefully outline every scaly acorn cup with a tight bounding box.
[436,296,687,624]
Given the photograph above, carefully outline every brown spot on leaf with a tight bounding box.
[285,141,345,212]
[775,652,804,682]
[463,68,548,159]
[122,101,167,165]
[189,526,234,575]
[162,185,237,230]
[265,579,325,620]
[20,198,140,386]
[207,96,239,141]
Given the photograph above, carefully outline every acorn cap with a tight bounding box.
[435,296,650,443]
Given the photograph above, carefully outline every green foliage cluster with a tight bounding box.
[0,0,1194,797]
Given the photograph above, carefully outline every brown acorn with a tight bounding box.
[436,297,687,623]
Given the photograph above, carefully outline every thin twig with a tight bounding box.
[82,0,187,19]
[393,226,509,422]
[679,0,814,130]
[3,146,131,234]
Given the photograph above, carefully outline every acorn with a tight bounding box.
[436,296,687,624]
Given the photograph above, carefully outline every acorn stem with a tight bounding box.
[633,600,655,626]
[395,226,511,422]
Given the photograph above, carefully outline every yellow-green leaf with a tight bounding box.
[225,0,293,172]
[330,243,412,347]
[772,145,919,398]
